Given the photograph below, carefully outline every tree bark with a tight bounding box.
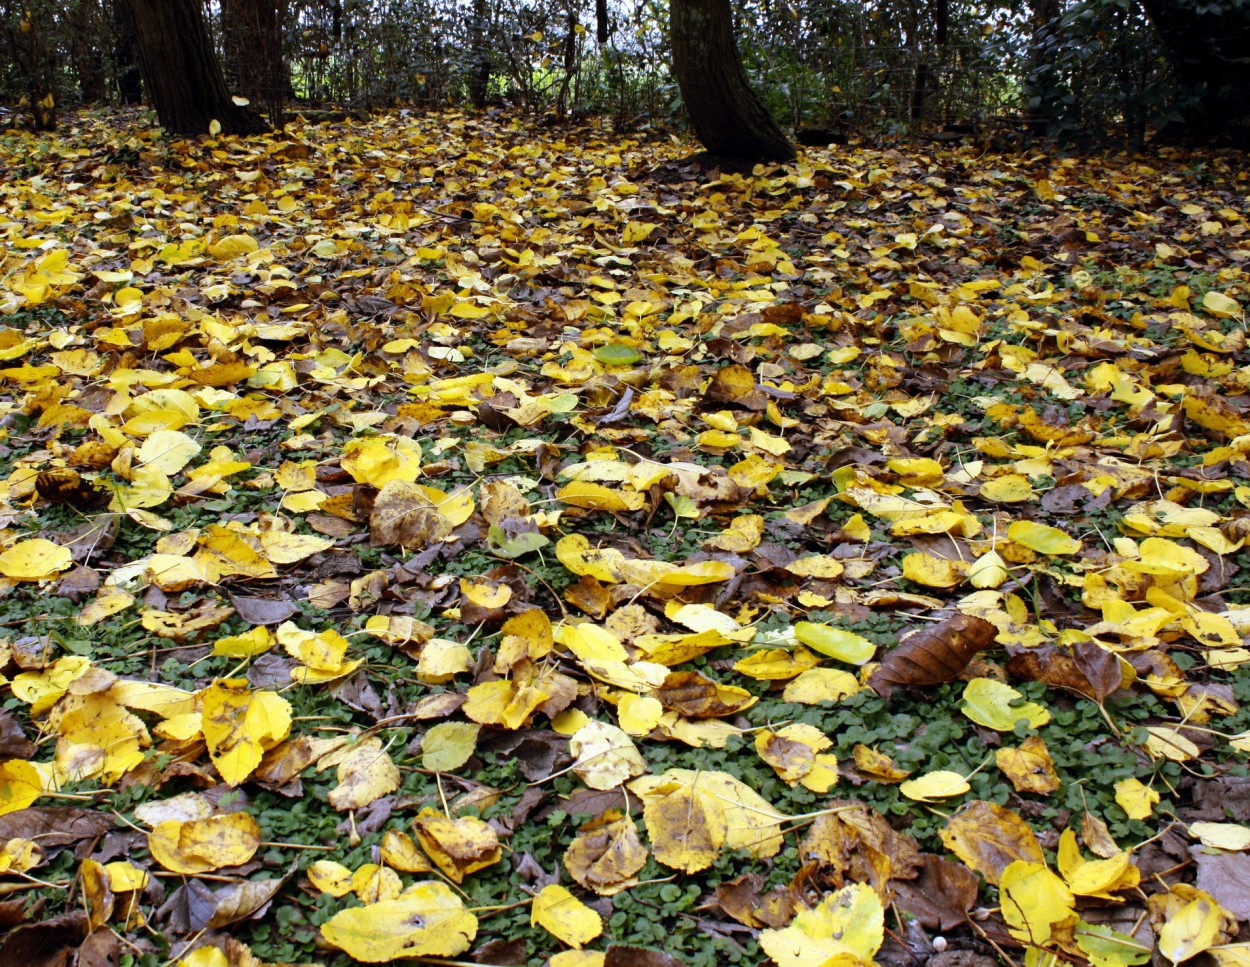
[121,0,269,136]
[468,0,491,108]
[70,0,108,101]
[222,0,285,126]
[669,0,794,162]
[1137,0,1250,144]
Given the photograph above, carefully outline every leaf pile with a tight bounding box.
[0,111,1248,966]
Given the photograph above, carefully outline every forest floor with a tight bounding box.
[0,108,1247,967]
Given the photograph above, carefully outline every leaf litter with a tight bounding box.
[0,110,1248,965]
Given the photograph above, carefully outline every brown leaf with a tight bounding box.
[654,670,757,719]
[800,799,922,896]
[712,872,795,929]
[1006,641,1123,701]
[0,897,29,929]
[0,709,35,759]
[1193,847,1250,920]
[207,868,290,928]
[703,363,767,411]
[892,854,979,930]
[938,800,1045,886]
[369,480,453,547]
[0,910,87,966]
[228,594,299,626]
[470,938,527,964]
[564,811,648,896]
[36,468,110,509]
[75,927,120,967]
[868,614,997,698]
[605,947,688,967]
[0,807,113,853]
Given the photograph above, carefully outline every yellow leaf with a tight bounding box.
[0,538,73,580]
[413,813,501,883]
[321,736,400,811]
[999,860,1076,945]
[793,622,875,664]
[981,474,1036,502]
[1208,944,1250,967]
[1057,829,1139,898]
[320,882,477,961]
[459,577,513,609]
[1202,291,1242,320]
[176,949,227,967]
[308,860,355,897]
[102,859,148,892]
[380,829,433,873]
[556,534,626,582]
[732,647,821,681]
[628,769,785,873]
[997,736,1061,795]
[901,552,965,588]
[622,221,658,243]
[618,694,664,735]
[755,723,834,788]
[448,299,490,319]
[781,668,860,705]
[341,435,422,486]
[962,678,1051,731]
[618,558,736,590]
[852,744,912,783]
[0,759,44,816]
[1114,777,1159,820]
[1008,520,1082,555]
[564,811,648,897]
[549,953,607,967]
[969,549,1010,588]
[557,480,646,512]
[258,531,334,564]
[532,884,603,948]
[421,722,480,773]
[1159,894,1234,963]
[137,429,201,475]
[212,626,274,658]
[1188,822,1250,851]
[147,813,261,874]
[277,622,361,683]
[759,883,884,967]
[201,680,292,786]
[900,770,971,802]
[570,720,647,790]
[196,526,276,580]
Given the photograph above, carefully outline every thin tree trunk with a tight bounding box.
[468,0,490,108]
[70,0,108,101]
[670,0,794,162]
[121,0,269,136]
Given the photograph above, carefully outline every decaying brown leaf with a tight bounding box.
[868,614,997,698]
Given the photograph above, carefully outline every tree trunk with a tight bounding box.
[669,0,794,162]
[222,0,286,127]
[468,0,490,108]
[121,0,269,135]
[6,0,59,129]
[1137,0,1250,144]
[112,0,143,103]
[70,0,108,102]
